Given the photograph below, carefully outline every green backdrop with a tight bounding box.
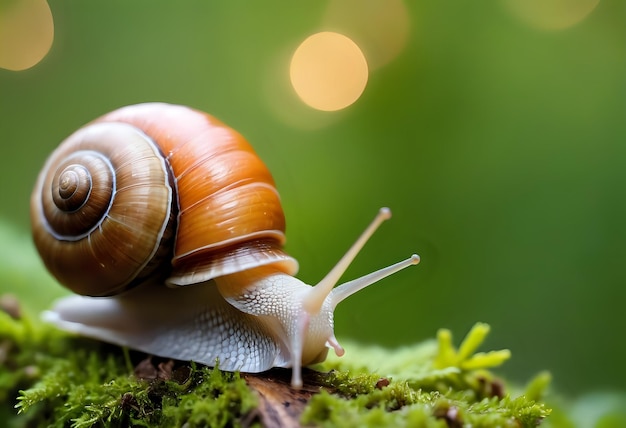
[1,1,624,396]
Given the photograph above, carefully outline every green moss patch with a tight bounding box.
[0,302,557,427]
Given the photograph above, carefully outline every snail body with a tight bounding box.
[31,103,419,387]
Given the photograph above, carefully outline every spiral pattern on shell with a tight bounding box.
[31,103,298,296]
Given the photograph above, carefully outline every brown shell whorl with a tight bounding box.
[31,122,175,296]
[52,163,93,211]
[44,151,113,237]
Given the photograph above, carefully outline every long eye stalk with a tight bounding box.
[330,254,419,307]
[302,207,419,315]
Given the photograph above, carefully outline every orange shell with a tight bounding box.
[31,103,298,295]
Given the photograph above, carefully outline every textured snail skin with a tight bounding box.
[33,103,420,388]
[42,267,335,380]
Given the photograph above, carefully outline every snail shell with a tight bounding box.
[31,103,297,296]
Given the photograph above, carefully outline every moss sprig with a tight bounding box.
[433,322,511,371]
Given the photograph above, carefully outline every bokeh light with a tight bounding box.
[263,50,341,130]
[289,32,368,112]
[0,0,54,71]
[504,0,601,31]
[323,0,410,70]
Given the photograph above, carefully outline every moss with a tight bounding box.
[1,302,557,428]
[1,309,257,427]
[302,325,550,428]
[159,367,257,427]
[16,354,255,428]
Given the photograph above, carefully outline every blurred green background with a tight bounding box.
[1,0,624,397]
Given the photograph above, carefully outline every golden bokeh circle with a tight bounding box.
[0,0,54,71]
[290,32,369,112]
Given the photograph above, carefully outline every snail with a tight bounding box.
[30,103,419,388]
